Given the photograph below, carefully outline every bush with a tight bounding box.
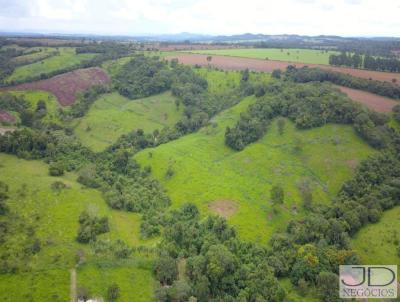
[107,283,120,301]
[49,163,64,176]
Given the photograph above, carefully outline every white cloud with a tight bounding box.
[0,0,398,36]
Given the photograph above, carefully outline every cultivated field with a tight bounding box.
[352,206,400,265]
[74,91,183,151]
[6,48,96,83]
[0,154,154,302]
[1,67,110,106]
[336,85,399,112]
[135,96,374,242]
[168,53,400,83]
[185,48,338,65]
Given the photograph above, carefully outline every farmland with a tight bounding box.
[74,91,183,151]
[336,85,399,112]
[185,48,338,65]
[6,48,96,83]
[0,154,154,302]
[168,53,400,83]
[1,67,110,106]
[135,95,374,242]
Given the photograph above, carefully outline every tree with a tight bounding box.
[277,118,285,135]
[0,181,9,215]
[393,105,400,122]
[317,272,340,302]
[107,283,120,301]
[272,69,282,79]
[298,180,313,210]
[49,162,64,176]
[271,185,284,205]
[154,256,178,285]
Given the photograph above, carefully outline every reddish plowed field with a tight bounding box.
[336,86,398,113]
[0,67,110,106]
[0,111,15,123]
[167,54,400,83]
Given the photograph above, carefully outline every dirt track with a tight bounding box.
[166,53,400,83]
[336,86,398,113]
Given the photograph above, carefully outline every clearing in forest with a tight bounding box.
[135,95,374,242]
[74,91,183,151]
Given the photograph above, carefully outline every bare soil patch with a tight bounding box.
[0,67,110,106]
[346,159,359,171]
[336,86,398,113]
[167,53,400,83]
[208,200,238,218]
[0,127,15,135]
[0,111,16,123]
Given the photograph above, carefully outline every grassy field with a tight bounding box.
[74,91,183,151]
[1,90,60,124]
[184,48,340,65]
[194,68,241,94]
[6,48,96,83]
[11,47,58,65]
[102,56,135,76]
[134,96,374,242]
[0,154,155,302]
[352,206,400,265]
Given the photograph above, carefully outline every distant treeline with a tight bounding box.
[329,52,400,73]
[254,38,400,57]
[283,66,400,99]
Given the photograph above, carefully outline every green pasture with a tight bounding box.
[3,90,60,123]
[134,96,374,242]
[352,206,400,265]
[0,154,155,301]
[6,48,96,83]
[11,47,58,65]
[73,91,183,152]
[184,48,340,65]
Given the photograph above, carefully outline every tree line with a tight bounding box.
[284,65,400,99]
[329,52,400,73]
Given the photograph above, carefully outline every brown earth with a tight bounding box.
[208,200,238,218]
[336,86,398,113]
[166,53,400,83]
[0,127,15,135]
[0,111,16,123]
[0,67,110,106]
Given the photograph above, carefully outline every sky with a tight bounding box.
[0,0,399,37]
